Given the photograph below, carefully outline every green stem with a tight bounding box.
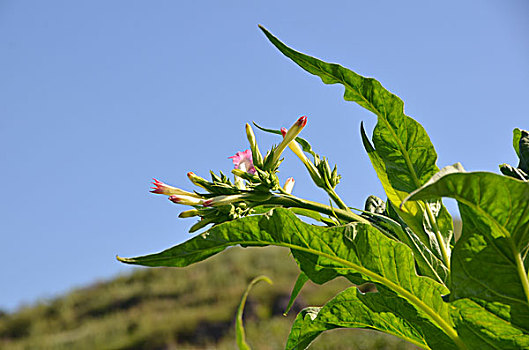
[511,242,529,305]
[265,194,371,225]
[425,204,451,270]
[325,187,351,213]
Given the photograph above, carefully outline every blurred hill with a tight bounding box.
[0,246,418,350]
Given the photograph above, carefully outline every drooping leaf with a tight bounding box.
[236,275,273,350]
[259,25,453,267]
[118,208,463,348]
[284,272,309,316]
[405,171,529,332]
[286,285,458,350]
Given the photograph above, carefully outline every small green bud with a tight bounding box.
[246,123,264,168]
[178,209,200,218]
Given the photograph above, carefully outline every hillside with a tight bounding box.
[1,246,418,349]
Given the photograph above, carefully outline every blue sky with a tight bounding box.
[1,1,528,311]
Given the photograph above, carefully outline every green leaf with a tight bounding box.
[259,25,453,268]
[118,208,464,348]
[451,298,529,349]
[288,207,336,226]
[406,171,529,332]
[286,307,324,349]
[286,285,458,350]
[284,272,309,316]
[236,275,273,350]
[360,122,449,282]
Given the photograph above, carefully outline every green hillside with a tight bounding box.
[1,246,418,349]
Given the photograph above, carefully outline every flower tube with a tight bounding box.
[168,195,204,206]
[269,116,307,166]
[151,179,200,197]
[280,127,323,187]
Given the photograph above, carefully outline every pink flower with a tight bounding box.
[229,149,256,174]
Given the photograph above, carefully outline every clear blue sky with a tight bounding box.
[1,1,528,311]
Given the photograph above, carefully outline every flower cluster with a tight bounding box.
[149,116,312,232]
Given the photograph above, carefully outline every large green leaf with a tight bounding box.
[450,298,529,349]
[406,171,529,338]
[361,123,449,284]
[286,285,457,350]
[259,26,453,268]
[118,208,464,348]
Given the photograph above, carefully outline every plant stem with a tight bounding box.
[325,187,351,212]
[265,194,371,225]
[511,242,529,305]
[425,204,451,270]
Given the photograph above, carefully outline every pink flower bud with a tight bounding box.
[271,116,308,166]
[296,115,307,128]
[150,178,199,197]
[281,126,322,185]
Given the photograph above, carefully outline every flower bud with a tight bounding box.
[187,172,210,190]
[270,116,307,166]
[178,209,200,218]
[246,123,263,168]
[150,178,200,197]
[283,177,295,194]
[203,194,247,207]
[281,126,323,187]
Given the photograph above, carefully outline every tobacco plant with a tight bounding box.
[118,26,529,349]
